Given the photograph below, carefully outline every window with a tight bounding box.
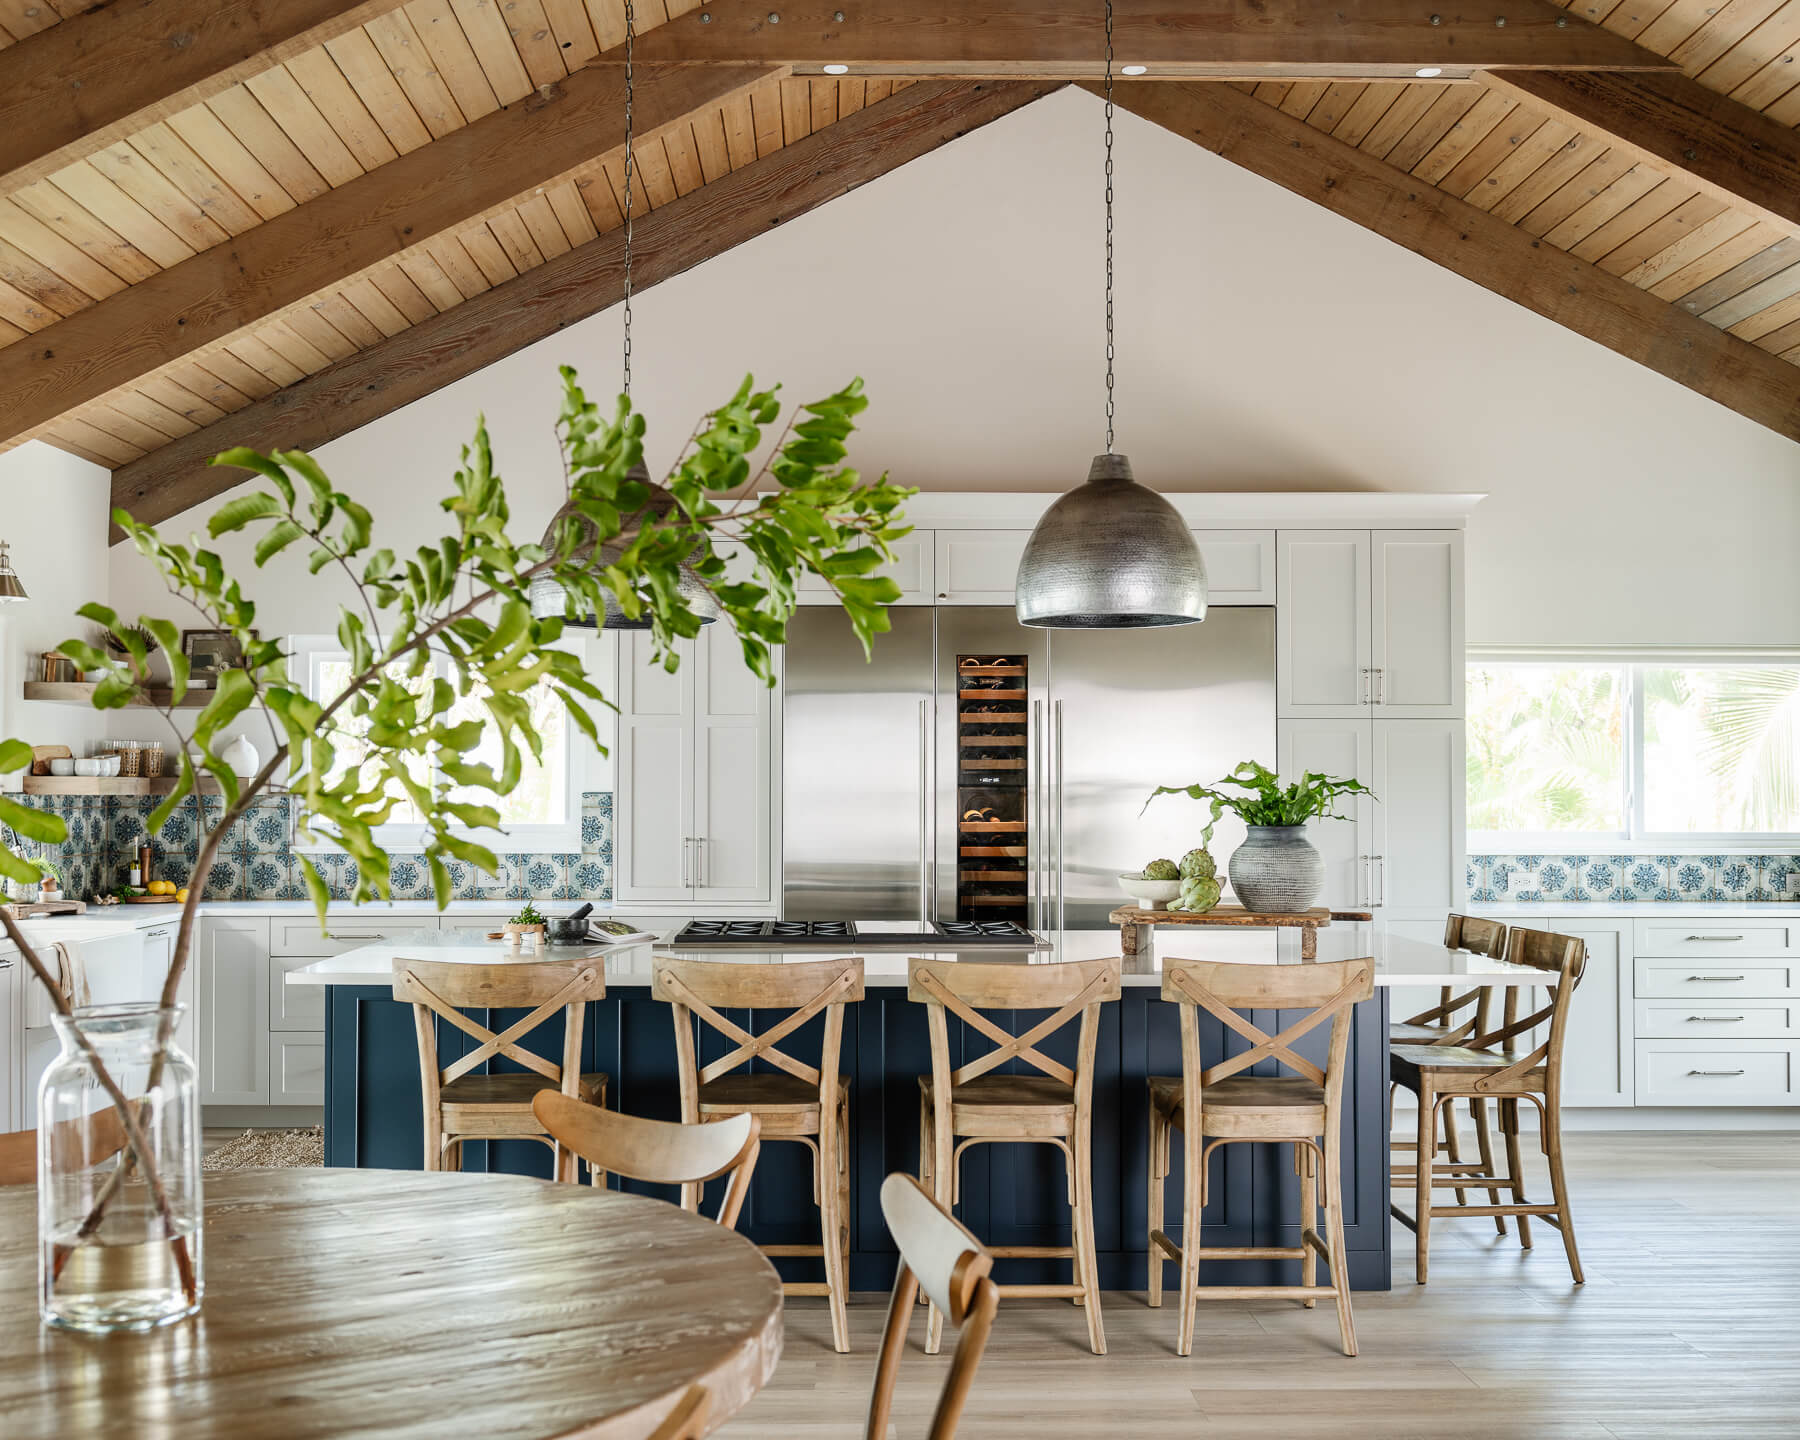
[294,638,584,853]
[1468,658,1800,846]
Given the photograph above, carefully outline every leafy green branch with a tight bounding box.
[1144,759,1375,827]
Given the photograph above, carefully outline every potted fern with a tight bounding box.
[1145,761,1372,913]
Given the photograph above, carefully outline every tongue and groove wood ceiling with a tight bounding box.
[0,1,1792,531]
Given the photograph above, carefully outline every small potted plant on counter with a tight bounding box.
[505,901,548,951]
[1145,761,1372,913]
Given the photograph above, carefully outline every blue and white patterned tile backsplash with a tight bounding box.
[1469,853,1800,903]
[4,792,614,904]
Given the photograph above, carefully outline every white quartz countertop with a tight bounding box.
[286,926,1543,989]
[1472,902,1800,917]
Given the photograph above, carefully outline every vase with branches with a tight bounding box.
[0,366,909,1332]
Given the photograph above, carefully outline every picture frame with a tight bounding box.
[181,628,251,687]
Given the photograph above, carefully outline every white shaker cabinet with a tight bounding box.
[197,916,271,1107]
[1277,718,1375,911]
[1371,719,1466,918]
[139,923,195,1064]
[933,531,1032,603]
[615,628,774,905]
[798,533,935,605]
[1278,529,1463,719]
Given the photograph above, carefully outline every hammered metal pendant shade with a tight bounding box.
[528,463,720,630]
[1014,454,1207,628]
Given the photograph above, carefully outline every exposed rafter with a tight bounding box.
[0,60,780,453]
[624,0,1675,79]
[1484,70,1800,244]
[1101,80,1800,442]
[109,79,1062,533]
[0,0,415,197]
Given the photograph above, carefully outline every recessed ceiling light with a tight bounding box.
[823,62,849,74]
[1120,63,1148,75]
[1415,66,1443,77]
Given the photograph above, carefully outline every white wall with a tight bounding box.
[0,441,114,758]
[107,86,1800,650]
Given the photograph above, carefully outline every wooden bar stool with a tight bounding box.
[1389,913,1508,1218]
[910,955,1121,1356]
[655,955,865,1354]
[394,956,607,1179]
[1390,927,1587,1285]
[533,1093,762,1226]
[868,1172,1002,1440]
[1147,956,1374,1357]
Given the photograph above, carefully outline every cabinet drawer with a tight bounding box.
[269,956,326,1031]
[1634,957,1797,998]
[1634,1042,1795,1105]
[1634,1000,1797,1039]
[1633,920,1796,957]
[272,915,439,956]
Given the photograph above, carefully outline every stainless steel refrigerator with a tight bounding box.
[782,605,1275,929]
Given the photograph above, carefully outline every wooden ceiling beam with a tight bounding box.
[1484,70,1800,243]
[0,60,780,454]
[625,1,1675,79]
[1101,80,1800,443]
[108,78,1062,532]
[0,0,416,197]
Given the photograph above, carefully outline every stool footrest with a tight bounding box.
[1187,1246,1309,1261]
[989,1245,1075,1259]
[1191,1285,1341,1302]
[996,1283,1086,1299]
[783,1281,832,1297]
[761,1244,824,1257]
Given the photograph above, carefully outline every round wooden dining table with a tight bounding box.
[0,1168,784,1440]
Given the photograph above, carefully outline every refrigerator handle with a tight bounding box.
[1052,699,1066,933]
[918,699,930,927]
[1036,702,1051,936]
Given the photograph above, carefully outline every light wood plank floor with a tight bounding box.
[722,1132,1800,1438]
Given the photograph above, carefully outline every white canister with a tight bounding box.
[220,734,259,779]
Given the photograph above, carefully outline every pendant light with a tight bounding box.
[530,0,718,631]
[1013,0,1205,630]
[0,541,27,602]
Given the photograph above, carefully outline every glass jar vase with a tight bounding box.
[37,1003,203,1333]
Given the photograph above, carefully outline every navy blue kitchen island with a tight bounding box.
[310,931,1395,1293]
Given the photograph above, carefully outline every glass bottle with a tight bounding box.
[37,1003,203,1332]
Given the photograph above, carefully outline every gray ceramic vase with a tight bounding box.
[1228,825,1324,913]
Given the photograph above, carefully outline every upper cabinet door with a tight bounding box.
[692,625,774,904]
[614,633,696,904]
[1372,530,1463,718]
[797,533,936,605]
[1193,530,1275,605]
[1277,530,1372,717]
[934,530,1033,603]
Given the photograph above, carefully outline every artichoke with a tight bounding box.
[1173,875,1222,913]
[1178,847,1217,881]
[1142,858,1179,881]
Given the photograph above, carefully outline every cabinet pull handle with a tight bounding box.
[327,932,385,940]
[1685,934,1744,942]
[1358,668,1371,706]
[1686,974,1746,982]
[1372,854,1386,908]
[1685,1015,1746,1022]
[1374,668,1385,706]
[696,837,707,889]
[1686,1069,1746,1077]
[1358,854,1370,909]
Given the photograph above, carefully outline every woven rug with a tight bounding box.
[203,1127,324,1171]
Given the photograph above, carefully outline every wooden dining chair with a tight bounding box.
[1389,913,1508,1218]
[0,1127,35,1185]
[654,955,865,1354]
[1,1109,131,1185]
[533,1093,762,1227]
[1389,926,1588,1285]
[910,955,1121,1356]
[1148,956,1374,1358]
[867,1173,1001,1440]
[394,956,608,1180]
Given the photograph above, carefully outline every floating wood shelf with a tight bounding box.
[23,682,213,710]
[21,775,223,797]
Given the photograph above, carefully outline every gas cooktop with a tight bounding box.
[670,919,1042,948]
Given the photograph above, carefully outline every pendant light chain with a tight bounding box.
[1103,0,1115,455]
[621,0,635,400]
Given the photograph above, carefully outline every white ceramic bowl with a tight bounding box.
[74,758,100,777]
[101,754,121,776]
[49,757,75,776]
[1117,872,1182,909]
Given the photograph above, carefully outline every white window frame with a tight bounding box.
[1469,647,1800,853]
[286,633,589,856]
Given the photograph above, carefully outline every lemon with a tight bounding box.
[175,887,189,903]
